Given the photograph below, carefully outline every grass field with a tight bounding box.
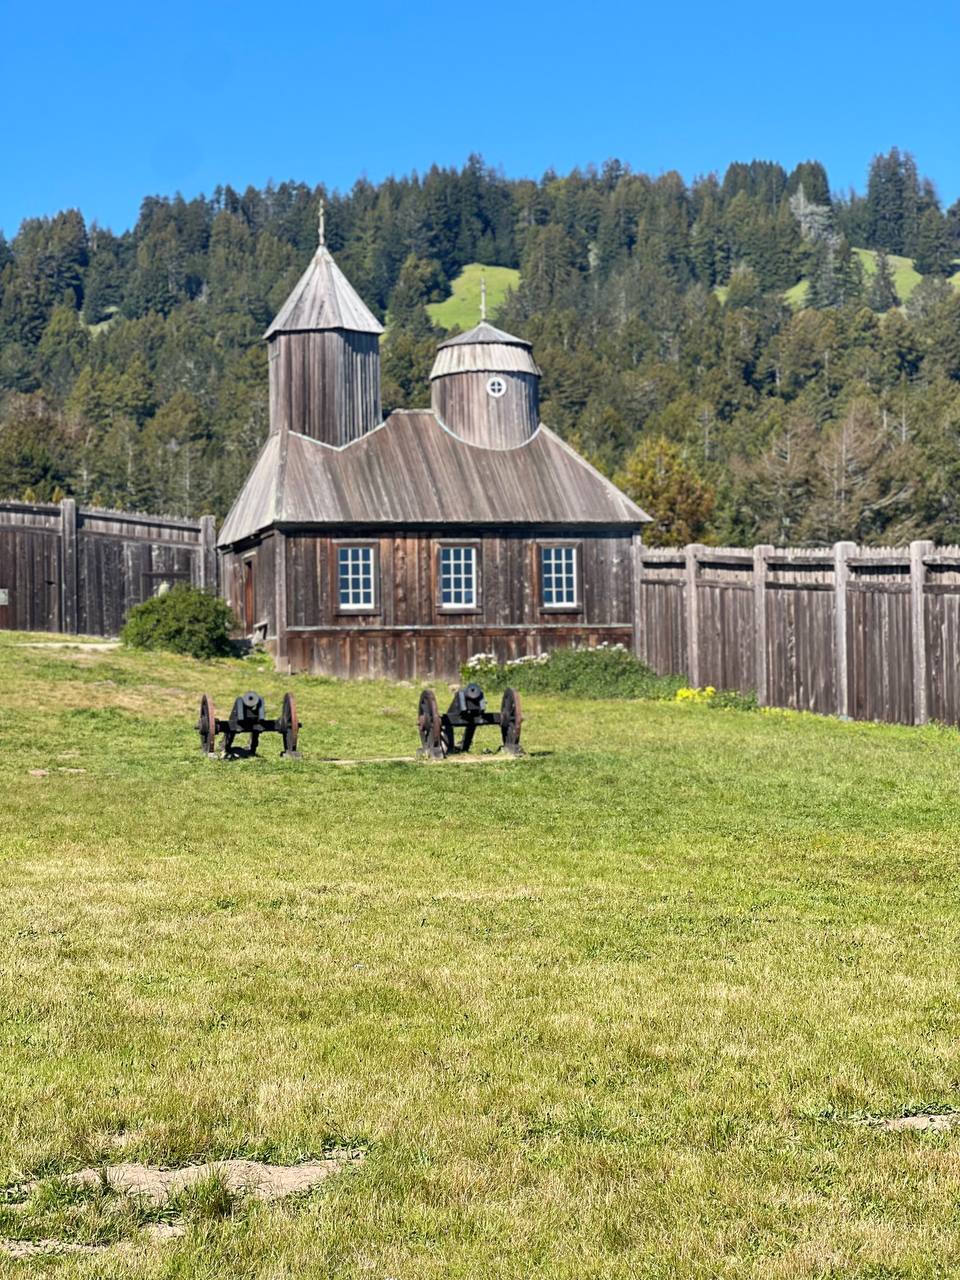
[426,263,520,332]
[5,633,960,1275]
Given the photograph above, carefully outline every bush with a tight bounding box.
[121,585,237,660]
[461,644,686,700]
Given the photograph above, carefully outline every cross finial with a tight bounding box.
[480,272,487,322]
[318,197,326,248]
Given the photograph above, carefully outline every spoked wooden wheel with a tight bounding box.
[500,687,523,755]
[418,689,444,758]
[197,692,218,755]
[279,691,301,757]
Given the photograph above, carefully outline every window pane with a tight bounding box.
[338,545,375,607]
[440,545,476,607]
[541,546,577,606]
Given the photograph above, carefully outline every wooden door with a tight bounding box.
[244,561,255,632]
[0,586,9,630]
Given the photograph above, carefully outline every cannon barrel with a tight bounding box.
[455,683,487,717]
[230,691,265,726]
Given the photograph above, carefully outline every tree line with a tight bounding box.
[1,149,959,545]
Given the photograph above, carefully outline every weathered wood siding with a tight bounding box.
[764,555,837,715]
[0,500,216,636]
[280,528,634,678]
[268,330,381,444]
[220,534,277,639]
[847,566,913,724]
[431,371,539,449]
[638,542,960,728]
[0,503,62,631]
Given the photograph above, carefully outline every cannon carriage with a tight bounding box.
[197,690,301,759]
[417,683,522,759]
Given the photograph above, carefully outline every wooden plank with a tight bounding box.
[834,542,855,719]
[911,540,934,724]
[631,533,644,659]
[685,545,701,687]
[753,544,771,705]
[60,499,77,633]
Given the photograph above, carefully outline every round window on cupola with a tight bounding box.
[486,376,507,398]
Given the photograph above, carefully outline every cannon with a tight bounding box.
[196,690,301,759]
[417,683,522,759]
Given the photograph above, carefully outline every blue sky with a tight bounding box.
[1,0,957,237]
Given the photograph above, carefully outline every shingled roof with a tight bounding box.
[264,245,384,339]
[430,321,542,379]
[218,412,649,546]
[437,321,532,349]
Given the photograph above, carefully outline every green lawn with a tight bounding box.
[427,263,520,332]
[4,633,960,1275]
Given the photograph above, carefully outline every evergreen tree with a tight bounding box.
[867,250,899,311]
[913,207,953,276]
[614,436,715,545]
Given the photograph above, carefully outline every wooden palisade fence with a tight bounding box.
[0,499,217,635]
[635,542,960,725]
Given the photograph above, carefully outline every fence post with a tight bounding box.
[833,541,856,719]
[753,544,773,705]
[910,540,933,724]
[198,515,217,592]
[631,532,645,661]
[685,544,701,686]
[60,498,78,634]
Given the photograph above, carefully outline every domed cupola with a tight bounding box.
[430,320,541,449]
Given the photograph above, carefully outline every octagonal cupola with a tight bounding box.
[265,203,384,445]
[430,320,541,449]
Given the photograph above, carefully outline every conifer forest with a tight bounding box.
[3,149,960,546]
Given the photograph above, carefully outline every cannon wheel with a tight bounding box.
[198,692,218,756]
[500,687,523,755]
[279,692,301,757]
[418,689,444,759]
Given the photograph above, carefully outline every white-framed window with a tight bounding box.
[439,544,478,609]
[337,543,377,610]
[540,544,579,607]
[486,376,507,398]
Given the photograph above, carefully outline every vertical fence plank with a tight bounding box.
[685,544,701,687]
[60,498,78,634]
[833,542,856,719]
[199,515,218,592]
[632,532,645,661]
[753,544,772,705]
[911,540,934,724]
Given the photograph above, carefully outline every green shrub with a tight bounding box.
[460,644,686,700]
[121,585,237,660]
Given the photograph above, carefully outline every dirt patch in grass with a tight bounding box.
[868,1113,960,1132]
[48,1155,360,1202]
[1,1154,362,1257]
[19,642,120,652]
[2,1236,112,1258]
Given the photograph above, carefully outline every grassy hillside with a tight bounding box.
[427,262,520,331]
[783,248,960,310]
[4,633,960,1273]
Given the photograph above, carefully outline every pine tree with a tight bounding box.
[913,208,953,276]
[867,250,899,311]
